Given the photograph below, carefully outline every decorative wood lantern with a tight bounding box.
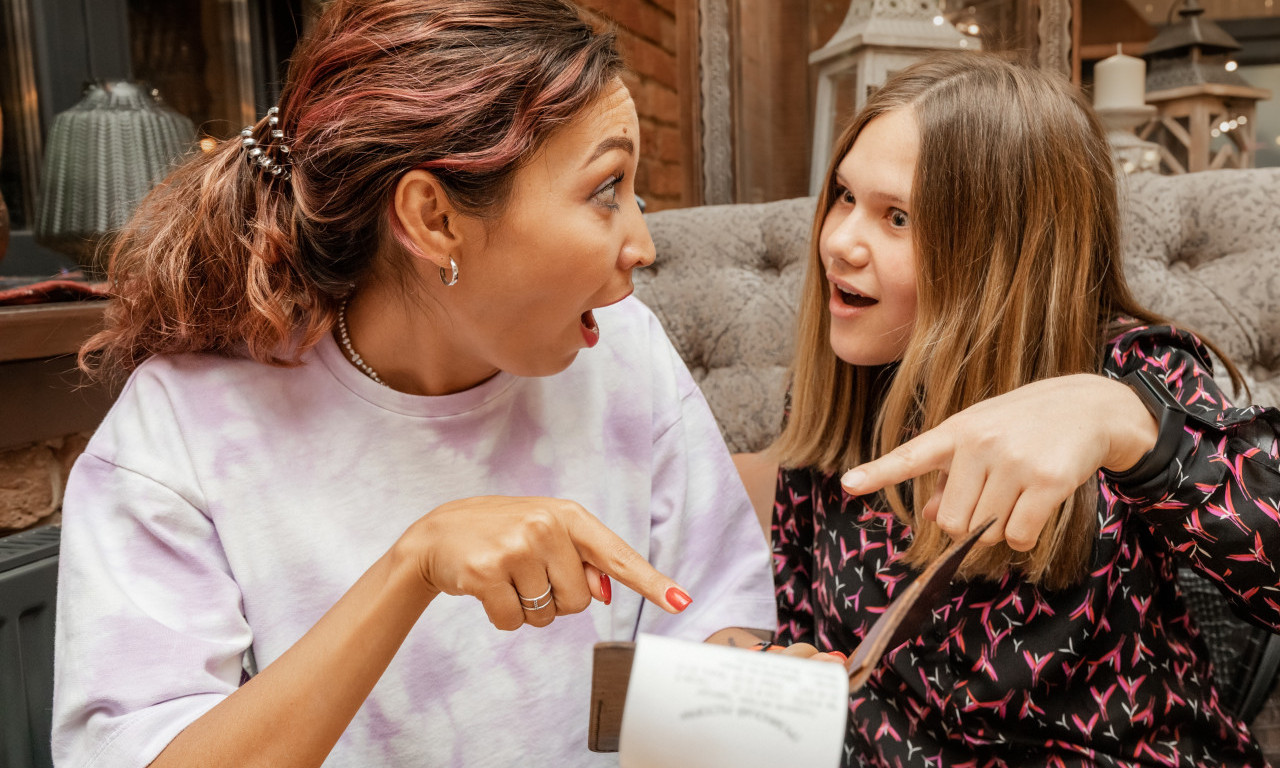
[1138,0,1271,174]
[808,0,973,194]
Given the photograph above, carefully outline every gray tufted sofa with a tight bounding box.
[634,166,1280,752]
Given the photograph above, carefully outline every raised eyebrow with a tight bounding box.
[582,136,635,168]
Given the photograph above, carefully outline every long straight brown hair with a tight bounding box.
[773,52,1240,589]
[79,0,623,381]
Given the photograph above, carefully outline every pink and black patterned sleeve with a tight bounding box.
[1104,323,1280,629]
[772,465,819,645]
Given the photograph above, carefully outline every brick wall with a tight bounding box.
[580,0,689,212]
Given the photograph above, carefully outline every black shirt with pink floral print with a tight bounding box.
[773,324,1279,767]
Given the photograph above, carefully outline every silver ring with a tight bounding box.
[518,585,553,609]
[523,594,554,611]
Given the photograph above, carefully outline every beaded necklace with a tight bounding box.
[337,300,388,387]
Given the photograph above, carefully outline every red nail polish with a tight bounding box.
[829,651,848,662]
[600,574,612,605]
[665,587,692,612]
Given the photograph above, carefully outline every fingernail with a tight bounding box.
[600,574,612,605]
[665,586,692,612]
[828,651,848,661]
[841,469,865,488]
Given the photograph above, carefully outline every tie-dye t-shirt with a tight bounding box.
[52,297,776,768]
[774,324,1279,768]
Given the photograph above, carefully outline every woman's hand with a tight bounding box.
[401,495,691,630]
[756,642,847,665]
[152,495,676,768]
[840,374,1158,550]
[704,628,847,664]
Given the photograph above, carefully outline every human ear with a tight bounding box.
[393,169,460,272]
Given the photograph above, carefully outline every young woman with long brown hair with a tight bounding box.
[758,52,1280,765]
[50,2,776,765]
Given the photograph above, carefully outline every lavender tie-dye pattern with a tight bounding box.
[774,324,1280,768]
[52,297,776,768]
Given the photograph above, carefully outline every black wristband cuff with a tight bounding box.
[1105,369,1188,486]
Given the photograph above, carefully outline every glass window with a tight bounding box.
[0,0,313,275]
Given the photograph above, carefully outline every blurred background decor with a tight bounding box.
[0,0,309,276]
[807,0,975,194]
[1137,0,1272,173]
[4,0,1277,273]
[1093,44,1163,174]
[32,81,194,278]
[1,100,9,264]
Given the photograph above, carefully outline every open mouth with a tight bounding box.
[837,287,877,308]
[580,309,600,348]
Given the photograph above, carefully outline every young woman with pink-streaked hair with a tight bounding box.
[51,2,775,765]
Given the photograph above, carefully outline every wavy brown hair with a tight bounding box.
[772,52,1242,589]
[80,0,623,380]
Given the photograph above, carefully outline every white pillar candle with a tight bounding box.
[1094,44,1147,110]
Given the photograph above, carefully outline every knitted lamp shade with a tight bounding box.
[34,81,195,277]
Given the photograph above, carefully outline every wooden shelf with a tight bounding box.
[0,302,106,363]
[0,302,116,450]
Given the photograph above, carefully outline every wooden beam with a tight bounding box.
[1072,0,1082,85]
[676,0,703,208]
[0,304,105,364]
[1078,0,1154,50]
[730,0,812,203]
